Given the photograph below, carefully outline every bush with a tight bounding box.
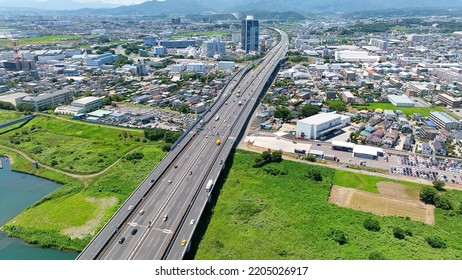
[434,195,453,210]
[264,166,288,176]
[363,218,381,232]
[392,227,412,240]
[368,251,385,260]
[328,228,348,245]
[50,160,58,167]
[126,152,144,161]
[425,236,447,249]
[32,146,43,154]
[305,155,316,162]
[420,186,438,204]
[306,169,323,181]
[432,180,445,191]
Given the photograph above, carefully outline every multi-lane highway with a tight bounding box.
[78,28,288,260]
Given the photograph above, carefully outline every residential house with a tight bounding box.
[403,139,413,151]
[383,130,399,146]
[432,139,447,156]
[421,142,432,154]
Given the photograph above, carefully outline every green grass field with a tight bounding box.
[354,103,454,118]
[0,110,25,123]
[193,150,462,260]
[333,169,423,193]
[0,35,82,47]
[171,31,228,38]
[0,116,146,174]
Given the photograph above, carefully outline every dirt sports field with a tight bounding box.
[329,182,434,224]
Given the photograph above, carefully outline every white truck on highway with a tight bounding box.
[205,179,213,192]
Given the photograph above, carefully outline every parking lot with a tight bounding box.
[391,154,462,184]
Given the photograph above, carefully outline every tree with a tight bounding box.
[274,107,293,122]
[329,102,347,112]
[432,180,445,191]
[420,186,438,204]
[17,103,34,113]
[299,104,320,118]
[434,195,453,210]
[0,101,15,110]
[363,218,381,232]
[425,236,446,249]
[178,104,191,114]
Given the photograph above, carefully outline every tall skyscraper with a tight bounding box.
[241,15,259,53]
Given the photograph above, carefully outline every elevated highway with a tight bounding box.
[77,29,288,260]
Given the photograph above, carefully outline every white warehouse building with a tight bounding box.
[296,113,350,140]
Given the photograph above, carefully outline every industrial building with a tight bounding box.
[241,15,259,53]
[21,89,73,111]
[71,96,102,112]
[217,61,235,71]
[3,60,36,71]
[334,50,380,63]
[428,111,461,131]
[296,113,350,140]
[186,63,205,73]
[85,53,118,66]
[438,93,461,108]
[387,95,414,107]
[160,40,196,49]
[143,36,159,47]
[352,145,384,160]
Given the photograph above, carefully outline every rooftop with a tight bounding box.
[430,111,459,123]
[298,113,341,126]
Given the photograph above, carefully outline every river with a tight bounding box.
[0,157,78,260]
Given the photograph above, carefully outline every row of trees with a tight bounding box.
[253,149,283,168]
[144,128,182,144]
[273,102,347,122]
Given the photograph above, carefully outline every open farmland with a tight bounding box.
[329,185,434,224]
[192,150,462,260]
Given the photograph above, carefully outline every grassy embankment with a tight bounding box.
[193,150,462,260]
[0,115,166,251]
[0,110,25,123]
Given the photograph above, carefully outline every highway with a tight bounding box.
[77,28,288,260]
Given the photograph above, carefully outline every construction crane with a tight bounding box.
[11,39,22,61]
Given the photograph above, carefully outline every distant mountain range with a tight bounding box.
[0,0,118,10]
[2,0,462,14]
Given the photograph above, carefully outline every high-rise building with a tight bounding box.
[201,36,226,57]
[241,15,259,53]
